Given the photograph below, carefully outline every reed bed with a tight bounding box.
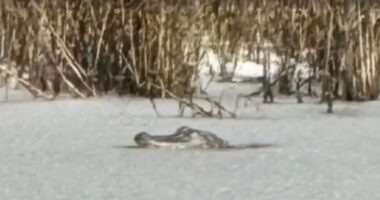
[0,0,379,101]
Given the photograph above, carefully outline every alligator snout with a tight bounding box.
[134,132,153,147]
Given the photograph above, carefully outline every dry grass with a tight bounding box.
[0,0,378,104]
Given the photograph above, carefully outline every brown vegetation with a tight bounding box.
[0,0,379,115]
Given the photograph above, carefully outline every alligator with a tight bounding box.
[134,126,272,149]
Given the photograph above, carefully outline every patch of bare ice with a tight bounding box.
[0,87,380,200]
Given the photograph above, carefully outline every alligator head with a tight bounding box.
[134,127,230,149]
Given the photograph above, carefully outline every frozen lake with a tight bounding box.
[0,87,380,200]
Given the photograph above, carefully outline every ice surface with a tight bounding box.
[0,86,380,200]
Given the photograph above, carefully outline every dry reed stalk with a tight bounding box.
[32,1,94,97]
[0,65,55,100]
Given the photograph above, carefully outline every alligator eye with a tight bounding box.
[176,126,190,133]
